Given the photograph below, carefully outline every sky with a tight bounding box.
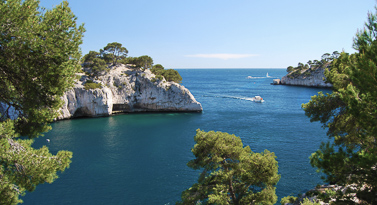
[40,0,376,69]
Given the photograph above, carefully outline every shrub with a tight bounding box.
[317,189,337,203]
[280,196,298,205]
[305,190,319,197]
[156,74,163,80]
[150,65,182,83]
[301,198,320,205]
[151,64,164,75]
[84,81,102,90]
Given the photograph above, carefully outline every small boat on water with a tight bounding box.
[252,96,264,103]
[247,76,253,79]
[266,72,270,77]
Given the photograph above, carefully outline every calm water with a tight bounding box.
[23,69,331,204]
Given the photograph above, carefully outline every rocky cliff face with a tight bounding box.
[58,65,202,120]
[281,67,332,87]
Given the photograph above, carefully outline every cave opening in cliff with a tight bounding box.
[73,107,92,118]
[112,104,131,112]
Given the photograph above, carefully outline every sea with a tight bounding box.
[23,69,332,204]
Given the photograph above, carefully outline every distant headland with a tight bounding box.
[272,52,338,88]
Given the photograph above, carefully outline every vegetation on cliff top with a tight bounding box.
[151,64,182,84]
[0,0,84,203]
[82,43,182,84]
[286,51,340,79]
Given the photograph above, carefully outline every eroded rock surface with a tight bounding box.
[58,65,202,120]
[280,67,332,88]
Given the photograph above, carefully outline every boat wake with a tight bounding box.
[247,72,273,79]
[203,95,264,102]
[247,76,267,79]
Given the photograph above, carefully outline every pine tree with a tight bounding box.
[0,0,84,203]
[302,7,377,203]
[177,130,280,205]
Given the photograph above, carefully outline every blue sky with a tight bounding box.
[40,0,376,68]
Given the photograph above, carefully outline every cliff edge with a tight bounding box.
[280,66,332,88]
[58,64,202,120]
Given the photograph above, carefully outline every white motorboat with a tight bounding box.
[252,96,264,103]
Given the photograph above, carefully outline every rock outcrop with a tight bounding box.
[280,67,332,88]
[58,65,202,120]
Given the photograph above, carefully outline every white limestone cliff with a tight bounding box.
[58,65,202,120]
[280,67,332,88]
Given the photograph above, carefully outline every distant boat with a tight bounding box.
[247,76,253,79]
[252,96,264,103]
[266,72,270,77]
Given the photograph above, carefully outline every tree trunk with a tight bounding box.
[229,177,238,204]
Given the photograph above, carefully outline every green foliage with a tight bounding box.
[84,81,102,90]
[286,66,295,73]
[0,0,83,203]
[138,55,153,70]
[122,56,136,66]
[82,51,100,66]
[125,55,154,70]
[90,58,107,76]
[152,64,164,70]
[161,69,182,83]
[305,190,319,198]
[0,0,85,137]
[0,120,73,205]
[155,74,163,80]
[150,75,164,83]
[300,198,320,205]
[82,42,127,72]
[280,196,298,205]
[317,189,337,203]
[151,64,164,74]
[177,129,280,205]
[286,51,339,78]
[150,65,182,83]
[101,42,128,65]
[302,7,377,204]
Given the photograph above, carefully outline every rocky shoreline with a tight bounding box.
[57,65,202,120]
[273,67,332,88]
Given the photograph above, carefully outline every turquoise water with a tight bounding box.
[23,69,331,204]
